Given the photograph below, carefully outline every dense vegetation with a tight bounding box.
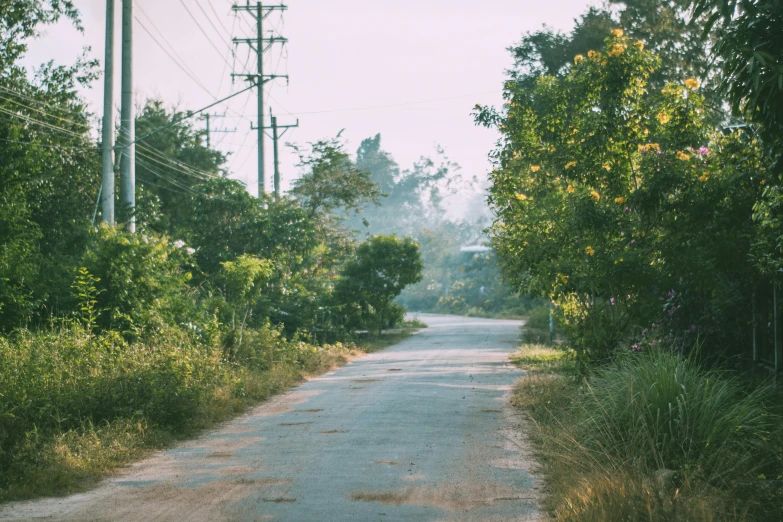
[0,1,425,500]
[481,0,783,520]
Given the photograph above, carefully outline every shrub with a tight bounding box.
[79,226,194,334]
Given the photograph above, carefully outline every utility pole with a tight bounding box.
[120,0,135,232]
[232,2,288,197]
[199,113,235,148]
[263,108,298,197]
[101,0,115,224]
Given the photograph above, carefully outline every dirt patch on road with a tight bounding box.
[350,481,533,511]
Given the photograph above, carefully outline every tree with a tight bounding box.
[334,235,423,333]
[691,0,783,150]
[290,138,382,219]
[476,30,764,361]
[507,2,715,93]
[133,100,227,233]
[0,12,99,329]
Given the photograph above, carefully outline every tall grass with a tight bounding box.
[510,344,782,521]
[0,323,356,501]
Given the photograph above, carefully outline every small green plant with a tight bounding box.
[71,267,104,332]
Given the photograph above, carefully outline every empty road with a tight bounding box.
[0,314,541,522]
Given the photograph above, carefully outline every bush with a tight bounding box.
[80,226,194,334]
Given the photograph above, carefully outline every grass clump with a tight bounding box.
[510,344,783,521]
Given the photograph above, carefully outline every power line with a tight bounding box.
[178,0,236,71]
[134,1,206,86]
[135,16,217,97]
[206,0,235,38]
[286,90,503,116]
[195,0,232,41]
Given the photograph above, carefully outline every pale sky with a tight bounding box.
[24,0,597,212]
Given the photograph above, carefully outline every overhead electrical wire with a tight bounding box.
[206,0,235,38]
[177,0,237,71]
[135,16,217,98]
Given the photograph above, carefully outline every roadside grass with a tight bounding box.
[510,344,783,521]
[0,322,412,503]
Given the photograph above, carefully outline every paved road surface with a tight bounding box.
[0,314,541,522]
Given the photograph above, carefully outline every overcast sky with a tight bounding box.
[24,0,597,212]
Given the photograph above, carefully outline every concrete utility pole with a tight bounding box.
[263,108,298,197]
[120,0,135,232]
[101,0,116,224]
[232,2,288,198]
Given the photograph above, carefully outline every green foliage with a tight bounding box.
[79,226,192,334]
[0,0,80,72]
[290,137,382,219]
[507,1,714,92]
[70,267,104,332]
[478,30,766,361]
[335,235,423,333]
[692,0,783,149]
[133,101,226,233]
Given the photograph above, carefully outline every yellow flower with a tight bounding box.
[608,44,626,57]
[657,111,671,124]
[565,161,577,170]
[699,174,709,182]
[549,145,557,152]
[587,50,600,59]
[615,196,626,204]
[603,163,612,171]
[530,165,541,172]
[676,151,690,161]
[574,54,585,64]
[634,41,644,51]
[761,179,767,185]
[585,246,596,256]
[515,193,528,201]
[638,143,661,153]
[611,28,624,37]
[591,190,601,201]
[560,274,569,283]
[684,78,700,89]
[566,185,575,193]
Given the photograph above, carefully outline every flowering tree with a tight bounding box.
[476,30,766,361]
